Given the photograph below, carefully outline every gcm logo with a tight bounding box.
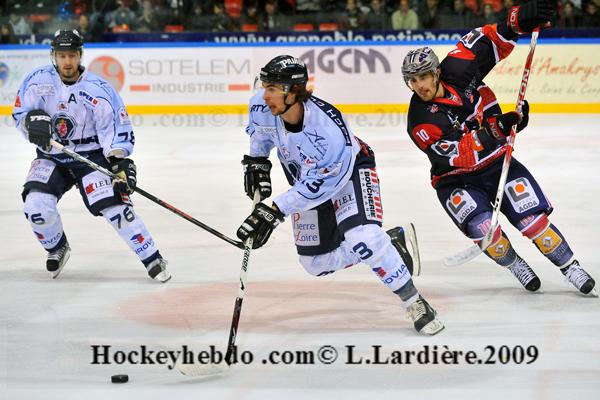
[88,56,125,92]
[299,48,391,74]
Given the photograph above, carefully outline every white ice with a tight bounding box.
[1,114,599,399]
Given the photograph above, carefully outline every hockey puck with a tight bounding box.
[111,374,129,384]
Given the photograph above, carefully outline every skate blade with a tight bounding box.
[420,318,445,336]
[405,223,422,276]
[49,250,71,279]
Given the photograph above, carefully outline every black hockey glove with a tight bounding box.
[482,111,522,141]
[25,109,52,149]
[507,0,554,35]
[110,158,137,195]
[237,202,285,249]
[242,155,272,201]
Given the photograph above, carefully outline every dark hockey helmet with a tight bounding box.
[401,47,440,86]
[51,29,84,53]
[260,55,308,92]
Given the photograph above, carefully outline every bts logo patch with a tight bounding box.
[505,178,539,213]
[446,189,477,223]
[359,168,383,222]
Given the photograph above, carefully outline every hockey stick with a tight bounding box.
[176,191,261,376]
[49,139,245,249]
[444,28,540,267]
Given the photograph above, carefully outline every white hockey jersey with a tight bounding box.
[246,90,360,216]
[13,65,134,160]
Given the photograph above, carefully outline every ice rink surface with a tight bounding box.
[1,113,599,399]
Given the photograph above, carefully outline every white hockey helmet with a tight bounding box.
[402,47,440,86]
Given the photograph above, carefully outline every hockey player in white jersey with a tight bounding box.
[12,30,170,282]
[236,55,444,335]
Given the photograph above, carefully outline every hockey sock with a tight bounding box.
[102,204,159,263]
[23,192,66,252]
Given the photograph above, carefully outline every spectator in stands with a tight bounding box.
[1,22,17,43]
[210,1,232,31]
[392,0,420,29]
[440,0,474,28]
[137,0,159,32]
[259,0,290,31]
[338,0,366,29]
[106,0,138,31]
[187,2,212,31]
[581,1,600,26]
[76,13,95,41]
[8,13,31,35]
[364,0,391,29]
[558,0,580,27]
[495,0,514,25]
[418,0,444,28]
[240,2,260,28]
[475,2,499,25]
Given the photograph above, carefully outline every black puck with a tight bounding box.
[111,374,129,384]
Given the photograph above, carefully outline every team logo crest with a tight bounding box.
[52,113,77,139]
[428,104,439,113]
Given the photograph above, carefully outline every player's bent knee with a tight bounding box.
[344,224,389,263]
[299,254,337,277]
[23,191,59,226]
[465,211,493,241]
[518,213,549,239]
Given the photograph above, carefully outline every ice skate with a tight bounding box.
[387,223,421,276]
[508,256,541,292]
[46,241,71,279]
[147,257,171,283]
[406,295,444,335]
[561,260,597,296]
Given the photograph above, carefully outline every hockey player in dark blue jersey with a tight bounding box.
[403,0,595,295]
[236,55,444,335]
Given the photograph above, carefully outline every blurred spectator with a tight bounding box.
[186,2,212,31]
[581,1,600,26]
[9,13,31,35]
[338,0,366,29]
[364,0,391,29]
[259,0,290,31]
[418,0,444,28]
[473,2,498,25]
[440,0,474,28]
[210,2,232,31]
[392,0,420,29]
[137,0,159,32]
[106,0,138,31]
[1,22,17,43]
[558,0,580,28]
[76,13,95,41]
[240,2,260,25]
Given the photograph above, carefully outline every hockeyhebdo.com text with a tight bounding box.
[0,113,409,131]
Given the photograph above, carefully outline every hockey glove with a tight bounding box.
[237,202,285,249]
[110,158,137,195]
[507,0,554,35]
[25,109,52,150]
[242,155,272,201]
[483,111,522,141]
[516,99,529,132]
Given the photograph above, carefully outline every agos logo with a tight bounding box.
[300,48,391,74]
[88,56,125,92]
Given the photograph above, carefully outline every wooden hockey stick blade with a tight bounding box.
[444,244,482,267]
